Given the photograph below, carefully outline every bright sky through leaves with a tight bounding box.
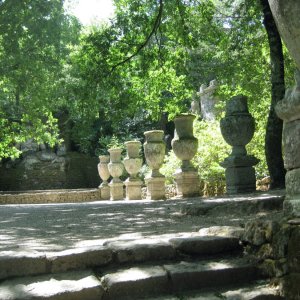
[68,0,115,25]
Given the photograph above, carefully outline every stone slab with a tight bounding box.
[101,266,170,299]
[104,239,176,263]
[164,259,259,292]
[0,251,47,280]
[0,270,104,300]
[168,236,241,255]
[48,246,113,273]
[198,226,244,239]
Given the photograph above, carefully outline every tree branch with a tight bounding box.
[110,0,163,73]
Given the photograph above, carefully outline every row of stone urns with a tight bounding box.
[97,113,199,201]
[98,96,258,200]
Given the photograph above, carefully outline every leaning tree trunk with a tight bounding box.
[260,0,286,189]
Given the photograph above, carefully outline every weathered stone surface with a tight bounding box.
[224,166,256,194]
[101,266,170,299]
[169,236,240,255]
[0,252,47,280]
[49,246,113,273]
[288,225,300,273]
[269,0,300,70]
[261,258,288,278]
[164,259,259,292]
[198,226,244,239]
[174,171,199,198]
[282,120,300,170]
[286,168,300,196]
[145,177,166,200]
[283,196,300,218]
[104,240,176,263]
[283,273,300,300]
[0,152,99,191]
[124,180,142,200]
[275,70,300,122]
[243,220,280,246]
[0,271,103,300]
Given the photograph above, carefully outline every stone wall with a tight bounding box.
[242,217,300,299]
[0,144,99,191]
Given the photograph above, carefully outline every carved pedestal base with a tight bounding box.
[100,184,110,200]
[145,177,165,200]
[225,166,256,194]
[125,179,142,200]
[109,182,124,200]
[174,171,200,197]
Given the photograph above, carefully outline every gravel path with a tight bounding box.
[0,192,284,253]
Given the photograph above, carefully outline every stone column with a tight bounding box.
[123,141,143,200]
[276,70,300,217]
[143,130,166,200]
[108,148,124,200]
[171,114,200,197]
[220,95,259,194]
[97,155,110,199]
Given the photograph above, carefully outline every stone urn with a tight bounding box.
[123,141,143,200]
[220,95,259,194]
[108,148,124,200]
[144,130,166,178]
[171,114,200,197]
[97,155,110,199]
[172,114,198,171]
[220,95,255,156]
[143,130,166,200]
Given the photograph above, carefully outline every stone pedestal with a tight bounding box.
[125,180,143,200]
[171,114,200,197]
[145,177,165,200]
[220,95,259,194]
[109,182,124,200]
[174,171,199,197]
[144,130,166,200]
[276,70,300,217]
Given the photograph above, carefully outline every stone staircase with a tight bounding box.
[0,234,283,299]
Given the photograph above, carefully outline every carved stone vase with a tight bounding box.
[108,148,124,200]
[171,114,200,197]
[97,155,110,200]
[220,95,259,194]
[143,130,166,200]
[123,141,143,200]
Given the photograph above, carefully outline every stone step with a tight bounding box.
[145,281,283,299]
[0,270,104,300]
[100,258,262,299]
[0,258,263,300]
[0,235,242,281]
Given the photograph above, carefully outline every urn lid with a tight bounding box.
[226,95,249,116]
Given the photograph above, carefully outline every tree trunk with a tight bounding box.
[261,0,286,189]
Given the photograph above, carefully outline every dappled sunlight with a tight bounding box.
[0,200,203,253]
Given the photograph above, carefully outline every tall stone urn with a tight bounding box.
[220,95,259,194]
[97,155,110,199]
[171,114,200,197]
[123,141,143,200]
[143,130,166,200]
[108,148,124,200]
